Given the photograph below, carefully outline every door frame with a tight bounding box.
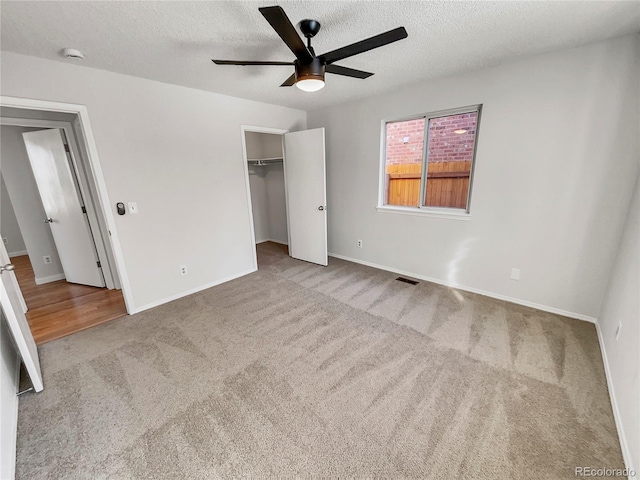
[240,125,289,270]
[2,117,116,290]
[0,96,134,313]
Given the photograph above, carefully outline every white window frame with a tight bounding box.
[377,104,482,220]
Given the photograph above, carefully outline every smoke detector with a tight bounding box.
[60,48,85,60]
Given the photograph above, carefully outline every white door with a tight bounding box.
[22,129,104,287]
[284,128,328,266]
[0,241,43,392]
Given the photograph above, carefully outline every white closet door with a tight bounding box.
[0,241,43,392]
[283,128,328,266]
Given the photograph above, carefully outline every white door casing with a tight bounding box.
[22,129,104,287]
[0,241,43,392]
[1,96,134,314]
[283,128,328,266]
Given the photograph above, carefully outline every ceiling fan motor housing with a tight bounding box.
[295,57,325,82]
[299,19,321,38]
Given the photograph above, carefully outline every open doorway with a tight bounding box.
[242,127,290,267]
[1,107,127,344]
[241,125,329,269]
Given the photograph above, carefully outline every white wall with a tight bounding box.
[265,164,288,244]
[1,175,27,256]
[248,171,270,243]
[308,34,639,320]
[245,131,265,160]
[1,52,306,310]
[597,171,639,474]
[0,318,20,480]
[261,134,284,159]
[1,126,65,281]
[246,131,277,243]
[248,166,288,245]
[245,131,284,160]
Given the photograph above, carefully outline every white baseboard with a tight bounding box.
[256,238,289,246]
[133,267,257,314]
[257,238,288,246]
[596,323,634,477]
[8,250,27,258]
[328,252,597,323]
[34,273,65,285]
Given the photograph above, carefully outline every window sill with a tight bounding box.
[376,205,471,220]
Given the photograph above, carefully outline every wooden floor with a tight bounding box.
[12,255,127,345]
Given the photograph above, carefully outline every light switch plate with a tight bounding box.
[128,202,138,215]
[510,268,521,280]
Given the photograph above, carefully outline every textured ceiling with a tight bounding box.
[1,1,638,111]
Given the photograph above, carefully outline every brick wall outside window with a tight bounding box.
[385,112,477,165]
[427,112,477,163]
[385,118,425,166]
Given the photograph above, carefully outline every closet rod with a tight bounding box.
[248,157,283,167]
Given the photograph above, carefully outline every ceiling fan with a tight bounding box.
[212,6,408,92]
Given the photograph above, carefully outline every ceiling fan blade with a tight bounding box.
[320,27,408,64]
[280,73,296,87]
[325,64,374,79]
[259,6,314,64]
[212,60,294,66]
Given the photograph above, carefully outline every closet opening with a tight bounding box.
[242,127,289,268]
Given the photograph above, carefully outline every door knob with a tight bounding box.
[0,263,15,274]
[44,218,53,223]
[318,206,326,211]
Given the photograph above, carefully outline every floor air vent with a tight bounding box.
[396,277,419,285]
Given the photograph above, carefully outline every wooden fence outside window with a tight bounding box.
[385,160,471,208]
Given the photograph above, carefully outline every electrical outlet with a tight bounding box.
[357,239,363,248]
[128,202,138,215]
[2,238,7,245]
[43,255,52,264]
[615,321,622,341]
[510,268,520,280]
[179,265,187,276]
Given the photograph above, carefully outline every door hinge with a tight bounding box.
[97,261,101,268]
[63,143,71,153]
[81,206,87,214]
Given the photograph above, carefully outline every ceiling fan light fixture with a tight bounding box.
[295,58,325,92]
[296,78,325,92]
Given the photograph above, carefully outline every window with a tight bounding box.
[381,105,481,215]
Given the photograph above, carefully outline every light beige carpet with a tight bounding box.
[16,242,623,479]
